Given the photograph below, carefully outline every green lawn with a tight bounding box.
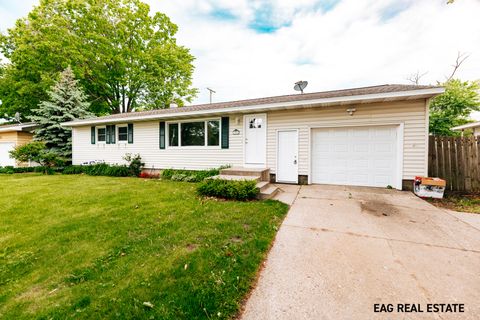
[0,174,288,319]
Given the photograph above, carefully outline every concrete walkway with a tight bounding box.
[242,185,480,320]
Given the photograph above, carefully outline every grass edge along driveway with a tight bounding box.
[0,174,289,319]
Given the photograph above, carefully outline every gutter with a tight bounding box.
[0,124,38,133]
[62,87,445,127]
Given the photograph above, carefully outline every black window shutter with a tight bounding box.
[111,125,116,144]
[159,122,165,149]
[91,126,95,144]
[106,125,111,144]
[221,117,229,149]
[128,123,134,144]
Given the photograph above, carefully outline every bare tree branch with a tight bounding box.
[406,71,428,85]
[446,51,469,81]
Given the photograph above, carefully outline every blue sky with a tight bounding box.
[1,0,480,115]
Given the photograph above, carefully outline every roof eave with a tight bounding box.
[452,121,480,131]
[62,87,445,127]
[0,124,38,133]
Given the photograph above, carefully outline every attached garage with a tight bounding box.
[311,125,401,189]
[0,123,37,167]
[265,85,445,190]
[0,142,16,167]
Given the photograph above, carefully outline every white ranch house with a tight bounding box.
[63,84,445,190]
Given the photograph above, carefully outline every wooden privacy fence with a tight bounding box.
[428,136,480,192]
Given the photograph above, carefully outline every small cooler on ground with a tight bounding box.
[413,176,446,199]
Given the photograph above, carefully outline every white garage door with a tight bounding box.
[0,142,16,167]
[311,126,399,188]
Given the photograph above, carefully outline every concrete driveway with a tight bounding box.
[242,185,480,320]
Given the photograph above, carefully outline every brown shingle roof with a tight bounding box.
[66,84,442,124]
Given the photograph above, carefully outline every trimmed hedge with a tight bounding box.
[0,166,52,174]
[197,179,259,201]
[63,164,130,177]
[62,165,85,175]
[161,168,222,182]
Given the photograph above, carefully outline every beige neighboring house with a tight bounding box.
[62,84,445,190]
[0,122,38,167]
[452,121,480,136]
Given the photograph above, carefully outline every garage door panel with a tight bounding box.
[312,126,398,188]
[354,160,369,168]
[353,129,369,137]
[374,127,394,137]
[334,144,348,152]
[353,144,369,152]
[0,143,16,167]
[334,130,348,138]
[374,143,393,152]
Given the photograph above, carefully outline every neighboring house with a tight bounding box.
[63,84,444,190]
[452,121,480,136]
[0,122,38,167]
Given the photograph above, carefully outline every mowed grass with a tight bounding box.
[0,174,289,319]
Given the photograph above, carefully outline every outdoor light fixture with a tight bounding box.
[346,108,356,116]
[232,129,240,135]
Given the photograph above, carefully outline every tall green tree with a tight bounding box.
[429,79,480,136]
[30,66,92,160]
[0,0,197,117]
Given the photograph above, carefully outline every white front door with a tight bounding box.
[311,125,400,188]
[277,130,298,183]
[0,142,16,167]
[244,114,266,166]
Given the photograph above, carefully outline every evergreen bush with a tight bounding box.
[197,179,258,201]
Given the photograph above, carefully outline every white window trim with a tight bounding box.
[166,117,222,150]
[97,126,107,144]
[117,124,128,142]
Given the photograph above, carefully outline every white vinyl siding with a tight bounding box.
[72,115,243,170]
[72,100,428,181]
[266,99,428,180]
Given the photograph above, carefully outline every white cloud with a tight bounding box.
[1,0,479,111]
[147,0,480,105]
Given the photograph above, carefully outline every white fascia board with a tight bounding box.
[452,121,480,131]
[0,124,37,133]
[62,87,445,127]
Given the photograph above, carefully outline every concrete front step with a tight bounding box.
[256,181,270,192]
[210,175,259,181]
[258,185,279,200]
[220,167,270,181]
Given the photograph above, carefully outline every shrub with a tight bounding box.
[62,164,130,177]
[171,173,188,181]
[0,166,50,174]
[161,166,228,182]
[13,167,36,173]
[8,141,64,174]
[84,163,130,177]
[197,179,259,201]
[63,165,85,175]
[0,166,15,174]
[123,153,145,177]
